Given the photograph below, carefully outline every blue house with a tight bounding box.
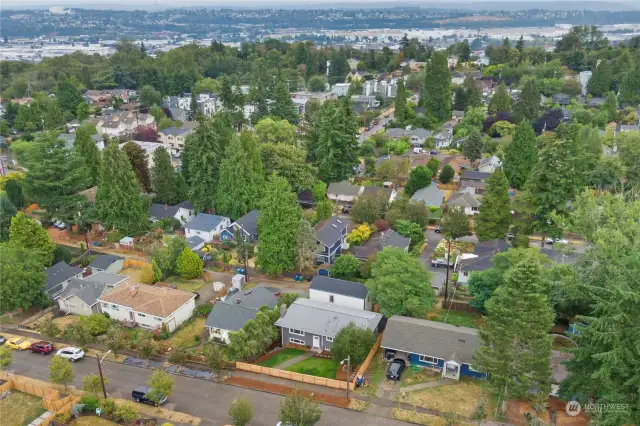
[316,216,348,264]
[220,209,259,242]
[381,316,486,380]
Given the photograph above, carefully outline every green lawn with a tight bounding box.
[0,390,46,426]
[164,275,205,293]
[431,310,480,328]
[285,357,339,379]
[259,348,307,367]
[400,365,440,387]
[355,352,387,396]
[167,317,206,348]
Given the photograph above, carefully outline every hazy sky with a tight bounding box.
[2,0,629,6]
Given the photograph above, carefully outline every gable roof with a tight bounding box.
[361,186,394,199]
[99,281,195,318]
[275,298,383,338]
[46,261,83,293]
[327,181,362,197]
[448,192,480,208]
[459,239,511,272]
[381,316,479,364]
[205,287,278,332]
[410,182,445,207]
[58,273,128,306]
[316,216,348,247]
[186,235,204,250]
[184,213,226,232]
[89,254,123,270]
[234,209,259,236]
[462,171,491,181]
[148,201,193,221]
[310,276,368,299]
[380,229,411,250]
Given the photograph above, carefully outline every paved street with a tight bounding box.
[358,110,394,143]
[421,229,447,290]
[8,350,405,426]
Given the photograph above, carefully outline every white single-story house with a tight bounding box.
[57,272,129,316]
[447,191,481,216]
[88,254,124,274]
[184,213,231,242]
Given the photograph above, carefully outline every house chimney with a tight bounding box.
[129,286,138,297]
[164,204,169,211]
[280,304,287,318]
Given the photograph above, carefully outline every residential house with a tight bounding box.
[451,110,465,121]
[164,95,191,111]
[347,58,359,71]
[384,127,431,148]
[452,72,466,85]
[447,56,459,68]
[614,123,640,136]
[461,171,491,183]
[459,181,487,195]
[205,287,279,343]
[410,182,445,208]
[363,79,398,98]
[198,97,222,117]
[326,181,363,203]
[456,239,511,284]
[351,95,380,109]
[552,94,571,106]
[316,216,348,264]
[148,201,195,225]
[184,213,232,242]
[275,298,383,351]
[220,209,259,242]
[353,229,411,260]
[381,316,486,380]
[99,281,196,332]
[45,261,84,299]
[331,83,350,97]
[96,110,155,138]
[434,130,453,149]
[167,107,189,122]
[477,156,502,174]
[291,91,336,105]
[361,186,397,205]
[309,276,371,311]
[158,122,198,155]
[88,255,124,274]
[57,272,129,316]
[346,71,365,82]
[187,236,206,251]
[406,59,426,72]
[447,191,481,215]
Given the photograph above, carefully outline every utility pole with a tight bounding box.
[444,237,451,302]
[96,350,111,399]
[341,355,351,401]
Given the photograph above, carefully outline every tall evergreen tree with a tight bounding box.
[295,219,318,273]
[0,245,48,313]
[602,91,618,121]
[122,142,151,192]
[453,86,469,112]
[95,142,148,234]
[8,212,56,266]
[463,75,483,108]
[404,166,433,197]
[44,101,65,130]
[0,196,17,243]
[151,147,179,205]
[256,176,302,275]
[474,255,554,406]
[421,52,451,122]
[4,179,25,210]
[503,120,537,190]
[618,60,640,105]
[74,125,101,187]
[18,133,89,222]
[56,73,84,115]
[462,130,484,164]
[488,82,511,115]
[475,169,512,241]
[249,59,270,124]
[515,77,540,121]
[515,35,525,52]
[186,115,234,212]
[315,99,359,182]
[394,79,410,123]
[587,60,612,96]
[269,71,298,124]
[216,133,264,219]
[190,90,198,120]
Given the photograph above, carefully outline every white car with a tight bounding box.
[56,347,85,362]
[544,237,568,245]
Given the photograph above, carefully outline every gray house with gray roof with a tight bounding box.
[57,272,129,317]
[46,261,84,299]
[205,287,279,343]
[275,298,383,351]
[410,182,445,207]
[381,316,486,380]
[316,216,348,264]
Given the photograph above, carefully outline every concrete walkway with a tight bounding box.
[273,351,316,369]
[400,377,457,393]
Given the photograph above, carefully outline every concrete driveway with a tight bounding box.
[421,229,447,291]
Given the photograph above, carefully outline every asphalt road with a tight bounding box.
[358,111,394,143]
[421,229,447,289]
[9,350,405,426]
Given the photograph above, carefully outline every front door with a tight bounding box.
[313,335,320,348]
[129,310,135,321]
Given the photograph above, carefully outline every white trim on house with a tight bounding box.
[290,337,305,345]
[289,328,305,336]
[418,354,441,364]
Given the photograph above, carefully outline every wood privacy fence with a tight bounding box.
[123,258,151,270]
[352,332,384,385]
[236,362,355,391]
[441,300,481,314]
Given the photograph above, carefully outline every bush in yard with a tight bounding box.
[229,397,254,426]
[53,245,73,264]
[439,164,455,184]
[79,394,100,411]
[347,224,373,246]
[394,220,424,248]
[99,398,117,417]
[115,402,139,423]
[374,219,389,231]
[331,254,361,280]
[85,313,111,335]
[279,390,322,426]
[106,231,124,244]
[0,346,12,370]
[168,347,188,364]
[135,330,159,358]
[152,259,163,283]
[195,304,213,317]
[331,322,377,365]
[139,264,155,284]
[83,373,108,394]
[39,317,61,338]
[54,413,71,424]
[176,247,203,279]
[204,343,227,371]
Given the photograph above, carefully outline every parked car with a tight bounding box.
[506,232,515,240]
[386,359,406,381]
[29,341,54,355]
[429,150,438,155]
[192,292,200,300]
[341,204,352,214]
[544,237,569,245]
[0,335,5,345]
[431,258,453,268]
[56,347,85,362]
[132,386,167,406]
[434,226,442,233]
[6,337,32,350]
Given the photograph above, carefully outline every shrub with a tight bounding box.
[139,265,154,284]
[53,245,73,264]
[331,254,361,280]
[347,223,373,246]
[331,323,377,365]
[168,348,187,364]
[80,395,100,411]
[374,219,389,231]
[176,247,203,279]
[106,231,124,243]
[99,398,117,417]
[54,413,71,424]
[85,313,111,335]
[115,402,139,423]
[439,164,455,183]
[194,304,213,317]
[394,220,425,248]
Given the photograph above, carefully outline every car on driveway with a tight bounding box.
[431,258,453,268]
[30,341,54,355]
[0,335,5,345]
[56,347,85,362]
[386,359,406,381]
[6,337,31,350]
[434,226,442,233]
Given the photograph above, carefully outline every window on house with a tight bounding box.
[329,295,335,303]
[101,303,109,309]
[289,338,305,345]
[468,365,480,372]
[326,336,334,342]
[289,328,305,336]
[463,271,469,276]
[472,207,479,211]
[155,317,162,321]
[138,313,146,317]
[419,355,439,364]
[111,304,119,311]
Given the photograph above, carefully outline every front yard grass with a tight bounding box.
[166,317,206,349]
[400,366,440,387]
[259,348,307,367]
[285,357,339,379]
[0,390,46,426]
[400,379,482,418]
[70,417,119,426]
[392,408,447,426]
[164,275,205,293]
[53,314,80,330]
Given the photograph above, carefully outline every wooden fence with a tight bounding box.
[441,300,480,314]
[236,362,354,391]
[123,258,151,270]
[352,332,383,385]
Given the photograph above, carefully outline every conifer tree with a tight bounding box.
[122,141,152,193]
[503,120,537,190]
[74,125,101,186]
[488,82,511,115]
[315,99,359,182]
[475,169,512,241]
[421,52,451,122]
[269,71,298,124]
[515,77,540,121]
[151,146,178,205]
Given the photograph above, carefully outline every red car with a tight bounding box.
[29,341,54,355]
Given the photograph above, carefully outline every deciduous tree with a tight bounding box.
[9,212,56,266]
[228,398,254,426]
[49,356,74,390]
[0,196,17,243]
[488,82,511,115]
[279,390,322,426]
[147,370,175,406]
[122,141,152,193]
[331,254,361,280]
[462,130,483,164]
[331,323,377,365]
[295,219,318,273]
[439,164,455,183]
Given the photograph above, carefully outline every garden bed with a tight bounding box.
[70,417,119,426]
[0,390,47,426]
[400,366,440,387]
[285,357,339,379]
[258,348,307,368]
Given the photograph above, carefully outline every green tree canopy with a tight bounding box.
[0,244,48,313]
[0,196,17,243]
[420,52,452,122]
[279,390,322,426]
[315,99,359,182]
[122,141,152,193]
[404,165,433,197]
[488,82,511,115]
[503,120,537,190]
[439,164,455,183]
[331,254,361,280]
[176,247,203,279]
[475,169,512,241]
[8,212,56,266]
[74,125,101,187]
[331,322,377,365]
[151,146,180,205]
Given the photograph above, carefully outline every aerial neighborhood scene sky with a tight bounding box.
[0,1,639,426]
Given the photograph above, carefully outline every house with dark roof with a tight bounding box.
[461,171,491,183]
[275,298,383,351]
[456,239,511,284]
[309,276,371,310]
[552,93,571,106]
[326,181,363,203]
[316,216,348,264]
[385,127,432,147]
[88,254,124,274]
[352,229,410,260]
[46,261,84,299]
[361,186,397,204]
[57,272,129,316]
[205,287,279,343]
[184,213,231,242]
[220,209,259,242]
[148,201,195,225]
[381,316,486,380]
